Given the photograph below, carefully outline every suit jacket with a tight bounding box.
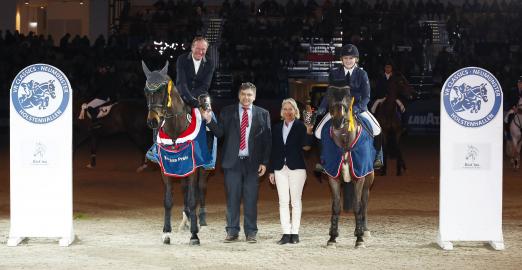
[207,104,271,170]
[320,65,371,114]
[176,52,215,107]
[268,120,313,173]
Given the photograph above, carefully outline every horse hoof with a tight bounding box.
[355,241,366,249]
[162,233,171,245]
[326,241,337,248]
[327,238,337,248]
[189,236,200,246]
[363,230,371,238]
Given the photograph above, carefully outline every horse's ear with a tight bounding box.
[160,61,169,76]
[141,60,152,78]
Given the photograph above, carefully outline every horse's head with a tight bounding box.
[46,80,56,98]
[142,60,178,129]
[327,85,354,130]
[390,72,415,100]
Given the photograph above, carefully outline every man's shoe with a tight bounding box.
[277,234,291,245]
[223,234,239,243]
[290,234,300,244]
[246,234,257,243]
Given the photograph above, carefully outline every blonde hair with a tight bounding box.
[280,98,300,119]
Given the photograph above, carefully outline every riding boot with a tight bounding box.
[374,147,384,169]
[198,207,207,226]
[373,134,384,169]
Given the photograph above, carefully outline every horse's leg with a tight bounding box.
[186,174,200,245]
[128,131,150,173]
[361,173,375,239]
[327,177,342,247]
[352,179,366,248]
[87,129,98,168]
[395,130,405,176]
[197,168,209,226]
[162,175,174,244]
[178,178,190,231]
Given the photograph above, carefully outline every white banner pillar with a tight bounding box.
[8,64,74,247]
[438,67,504,250]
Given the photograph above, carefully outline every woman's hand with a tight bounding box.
[269,173,275,185]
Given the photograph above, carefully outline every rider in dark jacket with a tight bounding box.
[176,37,215,108]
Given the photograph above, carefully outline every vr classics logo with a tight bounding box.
[442,67,502,127]
[11,64,70,124]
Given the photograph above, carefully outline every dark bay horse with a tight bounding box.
[373,73,414,176]
[74,97,151,172]
[142,60,209,245]
[326,85,375,248]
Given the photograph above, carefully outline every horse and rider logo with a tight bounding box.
[450,83,488,113]
[19,80,57,110]
[11,64,70,124]
[442,67,502,128]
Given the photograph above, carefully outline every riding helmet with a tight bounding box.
[340,44,359,58]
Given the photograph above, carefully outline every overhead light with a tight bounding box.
[80,1,84,5]
[40,6,44,9]
[25,1,29,5]
[29,22,37,28]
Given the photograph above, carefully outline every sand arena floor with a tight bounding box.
[0,135,521,269]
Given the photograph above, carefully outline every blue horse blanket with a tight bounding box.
[320,119,375,179]
[147,113,217,171]
[157,121,213,177]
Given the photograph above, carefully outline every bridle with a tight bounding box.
[144,79,188,129]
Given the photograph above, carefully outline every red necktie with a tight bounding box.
[239,107,248,150]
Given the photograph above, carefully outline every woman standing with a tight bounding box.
[269,98,313,245]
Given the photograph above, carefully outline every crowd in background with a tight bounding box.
[0,0,521,104]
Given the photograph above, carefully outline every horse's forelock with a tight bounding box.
[327,86,350,102]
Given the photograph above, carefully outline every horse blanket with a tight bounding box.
[148,108,216,176]
[321,119,375,179]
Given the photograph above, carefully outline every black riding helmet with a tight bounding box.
[340,44,359,58]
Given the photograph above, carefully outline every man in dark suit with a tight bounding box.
[176,36,215,108]
[202,82,271,243]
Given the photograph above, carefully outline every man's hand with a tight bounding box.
[258,164,266,177]
[200,108,212,123]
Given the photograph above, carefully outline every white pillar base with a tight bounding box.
[7,237,25,247]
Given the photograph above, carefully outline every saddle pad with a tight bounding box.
[321,120,375,179]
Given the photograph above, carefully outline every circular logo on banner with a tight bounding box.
[10,64,71,124]
[442,67,502,128]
